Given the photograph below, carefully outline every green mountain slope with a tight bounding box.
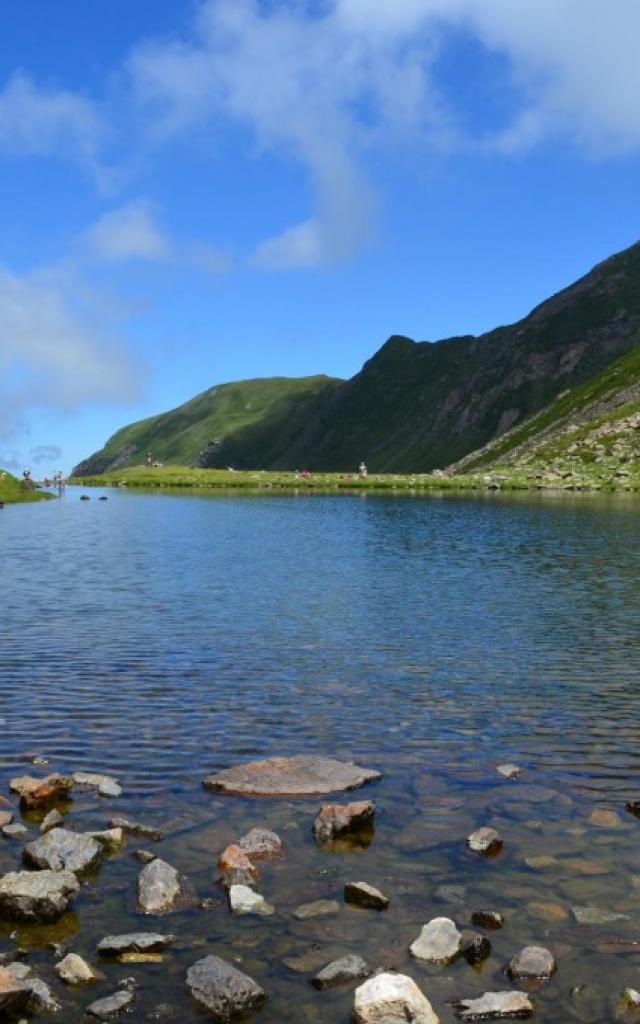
[72,375,341,476]
[452,346,640,489]
[75,239,640,476]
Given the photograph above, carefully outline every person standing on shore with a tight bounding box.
[359,461,367,479]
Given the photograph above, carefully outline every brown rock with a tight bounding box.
[9,774,72,810]
[471,910,504,930]
[589,808,622,828]
[218,844,259,888]
[0,965,28,1013]
[345,882,389,911]
[313,801,375,844]
[0,812,12,828]
[203,755,381,797]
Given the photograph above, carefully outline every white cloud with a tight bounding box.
[0,263,142,442]
[85,200,170,261]
[0,71,102,162]
[29,444,63,465]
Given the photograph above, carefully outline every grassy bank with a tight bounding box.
[0,471,53,504]
[69,463,640,493]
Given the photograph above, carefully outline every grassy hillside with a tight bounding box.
[0,471,51,504]
[73,375,341,476]
[75,239,640,476]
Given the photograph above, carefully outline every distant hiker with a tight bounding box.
[359,461,367,479]
[146,451,152,466]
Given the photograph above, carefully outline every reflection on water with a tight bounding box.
[1,488,640,1021]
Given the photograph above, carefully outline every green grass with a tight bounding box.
[0,471,52,504]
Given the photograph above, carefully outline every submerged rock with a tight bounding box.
[471,911,504,930]
[505,946,556,982]
[353,972,439,1024]
[588,807,622,828]
[23,828,102,874]
[467,828,503,856]
[138,859,180,914]
[135,849,157,864]
[40,810,64,834]
[238,828,282,860]
[2,823,28,840]
[86,989,135,1020]
[98,933,175,956]
[109,817,163,842]
[313,801,375,844]
[293,899,340,920]
[228,885,274,916]
[186,954,266,1020]
[203,755,381,797]
[572,905,628,924]
[9,774,72,810]
[312,954,370,989]
[218,844,259,888]
[0,869,79,921]
[411,918,462,964]
[345,881,389,910]
[72,772,122,797]
[453,991,534,1020]
[55,952,99,984]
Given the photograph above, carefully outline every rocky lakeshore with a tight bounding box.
[0,755,639,1023]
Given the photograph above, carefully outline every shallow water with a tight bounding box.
[2,488,640,1022]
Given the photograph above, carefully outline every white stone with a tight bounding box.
[410,917,462,964]
[496,764,521,779]
[454,991,533,1021]
[354,972,439,1024]
[229,884,274,916]
[467,827,502,855]
[55,953,99,985]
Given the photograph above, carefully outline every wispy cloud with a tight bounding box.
[85,200,170,262]
[29,444,63,465]
[0,70,103,163]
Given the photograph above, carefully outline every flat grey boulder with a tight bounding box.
[41,810,64,834]
[138,858,180,914]
[55,952,100,984]
[467,828,503,856]
[2,823,28,839]
[293,899,340,920]
[186,954,266,1020]
[454,991,534,1020]
[86,989,134,1020]
[98,932,175,956]
[506,946,556,982]
[23,828,102,874]
[410,917,462,964]
[72,771,122,797]
[345,881,389,910]
[228,884,274,916]
[0,869,79,921]
[203,755,381,797]
[353,972,439,1024]
[109,817,163,841]
[312,954,371,989]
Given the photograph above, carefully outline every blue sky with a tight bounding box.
[2,0,640,475]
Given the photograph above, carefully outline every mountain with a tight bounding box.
[74,240,640,476]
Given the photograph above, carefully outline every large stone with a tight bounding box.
[345,881,389,910]
[467,828,503,856]
[313,801,375,843]
[109,817,163,841]
[0,869,79,921]
[238,828,282,860]
[410,917,462,964]
[219,844,259,888]
[228,885,274,916]
[72,772,122,797]
[86,989,135,1019]
[23,828,102,874]
[454,991,534,1020]
[293,899,340,920]
[203,755,381,797]
[55,953,100,984]
[98,932,175,956]
[312,954,370,989]
[506,946,556,982]
[138,858,180,913]
[186,954,266,1020]
[353,972,439,1024]
[9,774,72,810]
[0,965,28,1013]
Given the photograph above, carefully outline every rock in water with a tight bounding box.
[496,765,522,780]
[313,801,375,843]
[0,965,28,1013]
[0,869,79,921]
[109,816,163,841]
[72,772,122,797]
[293,899,340,920]
[228,885,275,916]
[237,828,283,860]
[203,755,381,797]
[460,932,491,965]
[571,905,628,924]
[88,828,124,852]
[467,828,503,856]
[312,955,371,989]
[506,946,556,982]
[40,810,64,834]
[453,991,534,1020]
[138,859,180,914]
[97,933,175,956]
[23,828,102,874]
[186,955,266,1020]
[2,823,28,840]
[55,953,99,984]
[471,910,504,930]
[353,972,439,1024]
[410,917,462,964]
[86,989,135,1020]
[344,881,390,910]
[9,774,72,810]
[0,811,13,828]
[218,844,259,888]
[6,963,61,1013]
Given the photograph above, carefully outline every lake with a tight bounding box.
[2,487,640,1022]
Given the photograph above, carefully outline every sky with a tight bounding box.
[1,0,640,476]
